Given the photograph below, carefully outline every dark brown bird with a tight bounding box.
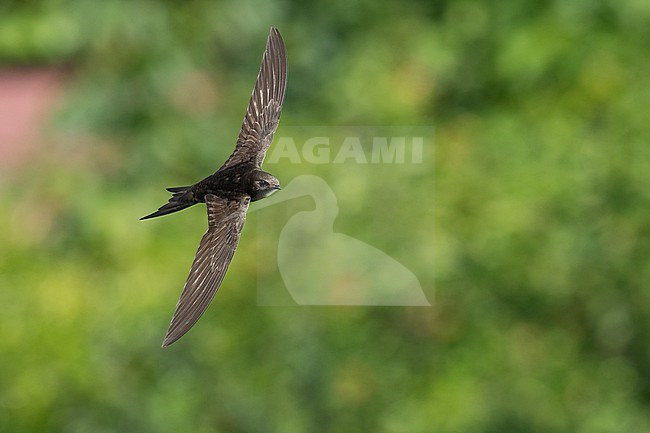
[141,27,287,347]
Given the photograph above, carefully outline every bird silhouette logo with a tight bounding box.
[140,28,287,347]
[253,175,430,306]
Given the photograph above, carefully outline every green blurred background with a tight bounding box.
[1,0,649,431]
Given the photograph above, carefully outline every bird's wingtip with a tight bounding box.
[162,328,183,347]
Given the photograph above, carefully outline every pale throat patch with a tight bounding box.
[262,188,280,198]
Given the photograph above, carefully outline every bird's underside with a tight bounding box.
[140,27,287,347]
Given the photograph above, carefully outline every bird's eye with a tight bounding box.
[259,180,269,187]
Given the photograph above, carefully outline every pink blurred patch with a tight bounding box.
[0,68,64,169]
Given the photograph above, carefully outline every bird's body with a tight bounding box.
[141,163,280,220]
[141,27,287,347]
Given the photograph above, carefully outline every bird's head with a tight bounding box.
[248,170,281,201]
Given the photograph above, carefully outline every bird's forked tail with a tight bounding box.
[140,186,197,220]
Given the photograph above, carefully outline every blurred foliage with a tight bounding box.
[1,0,650,432]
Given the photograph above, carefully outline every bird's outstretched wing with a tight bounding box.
[162,194,250,347]
[219,27,287,170]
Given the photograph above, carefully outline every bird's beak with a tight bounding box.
[274,185,281,190]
